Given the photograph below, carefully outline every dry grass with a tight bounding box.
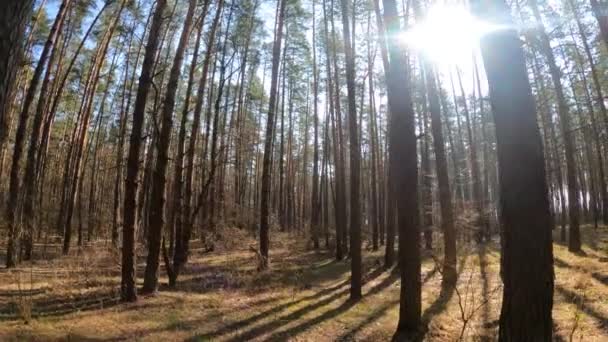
[0,225,606,341]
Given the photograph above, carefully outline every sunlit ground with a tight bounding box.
[0,226,607,341]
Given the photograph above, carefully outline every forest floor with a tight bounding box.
[0,225,607,341]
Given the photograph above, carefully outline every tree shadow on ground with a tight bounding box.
[556,284,608,330]
[554,256,608,285]
[0,288,120,321]
[415,247,473,341]
[552,322,568,342]
[261,268,400,341]
[591,272,608,286]
[478,244,491,332]
[189,265,389,342]
[188,278,350,341]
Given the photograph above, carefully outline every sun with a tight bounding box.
[402,5,499,66]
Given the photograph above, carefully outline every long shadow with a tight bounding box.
[478,244,491,332]
[249,257,350,291]
[190,279,350,340]
[0,289,120,321]
[0,287,49,297]
[161,254,344,295]
[159,271,245,293]
[202,286,351,342]
[592,272,608,286]
[553,257,573,269]
[552,322,568,342]
[263,297,358,341]
[556,284,608,330]
[420,282,456,328]
[417,249,472,340]
[366,267,400,297]
[262,268,399,342]
[336,299,400,341]
[212,268,393,342]
[554,256,608,283]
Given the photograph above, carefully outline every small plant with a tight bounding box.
[430,250,502,341]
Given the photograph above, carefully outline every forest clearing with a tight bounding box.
[0,225,607,341]
[2,0,608,340]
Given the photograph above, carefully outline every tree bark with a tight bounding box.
[259,0,287,269]
[382,0,421,337]
[142,0,197,294]
[473,1,554,340]
[121,0,168,302]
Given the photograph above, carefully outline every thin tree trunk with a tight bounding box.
[259,0,287,269]
[529,0,580,252]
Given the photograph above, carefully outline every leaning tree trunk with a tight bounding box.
[142,0,197,294]
[121,0,168,302]
[529,0,580,252]
[168,0,211,287]
[21,0,71,260]
[4,0,69,267]
[473,0,555,340]
[0,0,34,179]
[62,1,125,255]
[183,0,224,263]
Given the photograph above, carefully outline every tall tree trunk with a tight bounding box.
[168,0,211,287]
[322,0,344,260]
[474,1,554,340]
[425,64,456,285]
[121,0,168,302]
[5,0,70,266]
[142,0,197,294]
[259,0,287,269]
[184,0,224,260]
[113,9,147,247]
[338,0,362,301]
[62,1,124,255]
[330,0,349,255]
[310,0,321,250]
[456,67,484,242]
[373,0,395,267]
[383,0,420,337]
[569,0,608,224]
[367,17,379,252]
[22,3,71,260]
[529,0,580,252]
